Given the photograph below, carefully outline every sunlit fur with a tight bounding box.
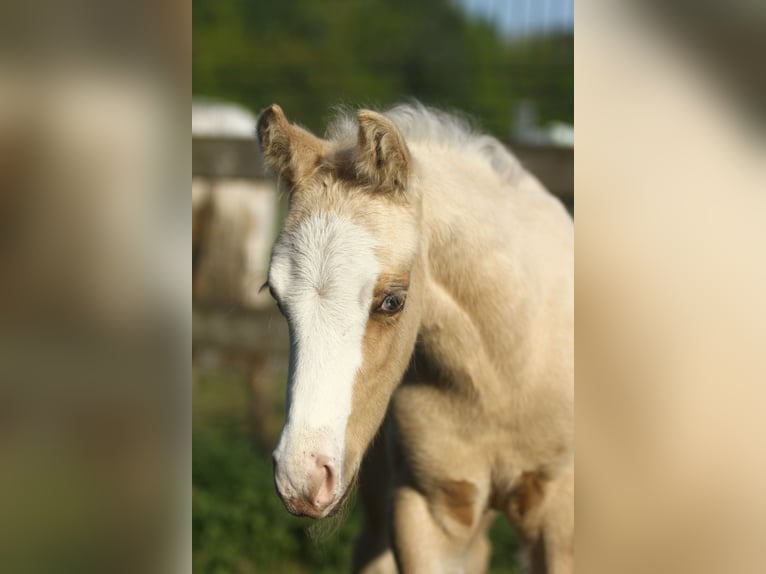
[327,102,524,185]
[258,103,573,573]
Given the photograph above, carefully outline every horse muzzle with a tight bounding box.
[272,450,338,519]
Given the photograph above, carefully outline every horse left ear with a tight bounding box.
[257,104,324,185]
[356,110,410,196]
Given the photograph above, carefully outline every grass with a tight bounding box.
[192,368,521,573]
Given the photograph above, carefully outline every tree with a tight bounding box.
[193,0,572,139]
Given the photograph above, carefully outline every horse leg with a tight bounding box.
[352,432,397,574]
[391,482,490,574]
[506,462,574,574]
[537,462,574,574]
[353,442,493,574]
[463,511,496,574]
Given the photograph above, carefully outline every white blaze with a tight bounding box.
[270,212,379,494]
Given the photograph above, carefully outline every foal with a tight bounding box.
[257,103,573,573]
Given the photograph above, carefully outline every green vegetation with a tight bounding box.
[192,0,572,139]
[192,370,521,573]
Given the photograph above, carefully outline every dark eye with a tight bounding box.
[376,293,405,315]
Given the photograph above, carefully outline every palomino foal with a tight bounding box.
[257,103,573,573]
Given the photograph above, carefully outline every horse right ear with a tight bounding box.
[257,104,324,184]
[356,110,410,196]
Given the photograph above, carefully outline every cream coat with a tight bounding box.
[257,103,573,574]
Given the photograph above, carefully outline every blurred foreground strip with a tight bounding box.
[0,1,189,572]
[577,1,766,574]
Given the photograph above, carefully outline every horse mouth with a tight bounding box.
[279,469,359,520]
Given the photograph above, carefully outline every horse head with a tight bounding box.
[257,104,423,518]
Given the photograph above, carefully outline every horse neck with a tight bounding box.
[409,147,532,399]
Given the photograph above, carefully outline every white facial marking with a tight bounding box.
[270,212,379,497]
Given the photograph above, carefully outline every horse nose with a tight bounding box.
[272,451,336,518]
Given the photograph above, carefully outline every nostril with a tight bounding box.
[323,464,334,489]
[311,459,336,509]
[314,455,334,485]
[315,454,330,468]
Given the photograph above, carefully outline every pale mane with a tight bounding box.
[326,102,524,184]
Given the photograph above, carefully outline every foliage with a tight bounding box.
[192,0,572,139]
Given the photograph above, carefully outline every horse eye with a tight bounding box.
[377,293,405,315]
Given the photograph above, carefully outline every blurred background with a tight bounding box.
[192,0,572,572]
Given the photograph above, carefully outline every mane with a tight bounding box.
[326,102,524,184]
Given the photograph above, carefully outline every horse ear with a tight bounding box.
[356,110,410,195]
[257,104,324,184]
